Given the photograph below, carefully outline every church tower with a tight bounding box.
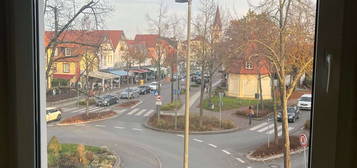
[212,6,222,43]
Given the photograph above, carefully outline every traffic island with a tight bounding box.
[58,111,117,125]
[246,135,308,161]
[117,100,141,108]
[145,114,239,134]
[48,136,119,168]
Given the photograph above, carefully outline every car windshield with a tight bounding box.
[300,97,311,102]
[288,108,296,113]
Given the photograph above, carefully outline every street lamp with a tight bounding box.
[175,0,191,168]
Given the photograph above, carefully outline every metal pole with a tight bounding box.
[304,147,307,168]
[183,0,192,168]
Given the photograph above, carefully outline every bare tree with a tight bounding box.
[247,1,316,167]
[44,0,111,89]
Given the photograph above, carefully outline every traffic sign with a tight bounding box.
[156,101,162,105]
[299,134,308,147]
[156,95,161,101]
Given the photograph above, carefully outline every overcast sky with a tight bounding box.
[103,0,251,39]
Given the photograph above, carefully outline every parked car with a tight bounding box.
[120,88,139,99]
[148,82,161,90]
[277,106,300,123]
[138,85,151,95]
[96,95,119,106]
[297,94,312,110]
[46,107,62,122]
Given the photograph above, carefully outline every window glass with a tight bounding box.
[44,0,316,168]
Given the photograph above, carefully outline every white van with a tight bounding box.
[297,94,312,110]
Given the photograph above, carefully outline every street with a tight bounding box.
[47,78,310,168]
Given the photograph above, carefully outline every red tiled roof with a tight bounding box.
[45,30,125,50]
[227,59,270,75]
[134,34,160,48]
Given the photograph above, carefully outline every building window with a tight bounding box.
[63,63,70,73]
[245,62,253,70]
[54,48,58,56]
[64,48,71,56]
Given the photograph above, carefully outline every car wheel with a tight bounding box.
[56,114,62,121]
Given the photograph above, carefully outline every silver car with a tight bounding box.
[120,88,139,99]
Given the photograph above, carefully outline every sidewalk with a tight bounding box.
[161,79,222,116]
[47,83,140,108]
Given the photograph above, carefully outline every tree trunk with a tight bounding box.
[170,64,174,103]
[199,64,206,127]
[207,64,214,106]
[280,83,291,168]
[258,73,264,111]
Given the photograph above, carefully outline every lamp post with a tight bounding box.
[175,0,191,168]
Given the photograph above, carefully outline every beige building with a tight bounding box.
[226,60,272,99]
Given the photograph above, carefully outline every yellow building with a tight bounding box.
[226,60,272,99]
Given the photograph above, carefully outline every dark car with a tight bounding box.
[277,106,300,123]
[96,95,119,106]
[138,85,151,95]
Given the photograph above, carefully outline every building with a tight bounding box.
[226,59,272,99]
[44,30,125,89]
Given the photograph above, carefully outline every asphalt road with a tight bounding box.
[47,76,311,168]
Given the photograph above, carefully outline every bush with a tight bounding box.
[58,154,83,168]
[78,98,96,106]
[160,100,182,111]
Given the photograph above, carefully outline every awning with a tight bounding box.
[53,74,75,80]
[106,70,128,76]
[129,69,151,73]
[88,71,119,80]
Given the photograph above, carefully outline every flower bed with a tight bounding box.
[59,111,117,125]
[250,136,304,158]
[148,114,236,132]
[117,100,140,108]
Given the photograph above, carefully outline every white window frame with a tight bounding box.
[245,62,253,70]
[64,48,71,56]
[63,63,70,73]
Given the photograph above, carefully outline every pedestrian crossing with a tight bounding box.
[62,106,155,118]
[249,122,295,136]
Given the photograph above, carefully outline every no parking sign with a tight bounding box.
[299,134,308,147]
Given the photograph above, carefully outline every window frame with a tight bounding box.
[64,47,71,56]
[63,63,70,73]
[2,0,356,168]
[245,61,253,70]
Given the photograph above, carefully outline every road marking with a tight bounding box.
[266,125,282,134]
[95,125,106,127]
[132,128,143,131]
[177,134,184,138]
[47,125,55,127]
[236,158,245,163]
[130,100,143,109]
[209,144,217,148]
[257,124,274,133]
[71,106,103,114]
[118,109,126,113]
[222,150,231,155]
[135,109,147,116]
[144,109,154,117]
[249,122,268,131]
[63,107,78,112]
[278,127,294,136]
[75,124,86,127]
[193,138,203,143]
[127,108,140,115]
[114,126,125,129]
[247,167,252,168]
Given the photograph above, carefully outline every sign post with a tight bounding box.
[218,92,224,128]
[156,95,162,121]
[299,134,308,168]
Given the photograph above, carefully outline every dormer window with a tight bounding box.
[245,62,253,70]
[64,48,71,56]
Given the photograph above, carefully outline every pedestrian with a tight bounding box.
[248,106,255,125]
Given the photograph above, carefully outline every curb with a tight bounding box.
[142,116,240,135]
[56,111,120,126]
[246,147,308,162]
[112,151,122,168]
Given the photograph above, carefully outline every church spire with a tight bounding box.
[213,6,222,31]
